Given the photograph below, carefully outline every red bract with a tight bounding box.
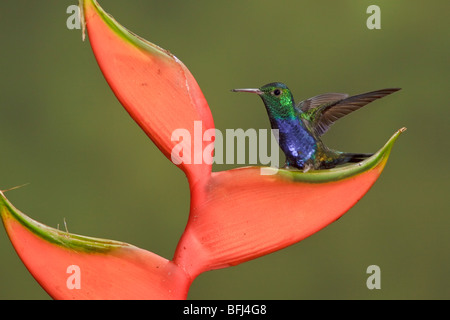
[1,193,190,299]
[82,0,214,186]
[0,0,405,299]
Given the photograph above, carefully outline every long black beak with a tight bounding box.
[231,88,263,95]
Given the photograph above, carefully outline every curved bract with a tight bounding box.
[0,0,405,299]
[0,191,191,300]
[82,0,214,185]
[174,128,405,277]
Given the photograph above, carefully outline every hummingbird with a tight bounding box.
[232,83,400,172]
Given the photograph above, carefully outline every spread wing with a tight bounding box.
[296,88,400,136]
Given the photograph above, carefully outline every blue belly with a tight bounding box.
[275,119,316,167]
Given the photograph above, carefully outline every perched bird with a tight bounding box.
[232,83,400,172]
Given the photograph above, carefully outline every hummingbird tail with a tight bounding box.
[341,152,373,163]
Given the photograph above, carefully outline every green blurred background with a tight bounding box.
[0,0,449,299]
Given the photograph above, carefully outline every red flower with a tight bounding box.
[0,0,405,299]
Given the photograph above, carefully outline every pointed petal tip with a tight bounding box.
[384,126,406,148]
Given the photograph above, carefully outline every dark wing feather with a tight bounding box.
[298,88,400,136]
[297,92,349,113]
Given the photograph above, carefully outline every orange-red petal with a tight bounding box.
[1,191,191,299]
[82,0,215,185]
[174,128,406,278]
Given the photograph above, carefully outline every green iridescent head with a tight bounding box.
[232,82,296,120]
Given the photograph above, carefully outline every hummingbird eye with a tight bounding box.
[272,89,282,97]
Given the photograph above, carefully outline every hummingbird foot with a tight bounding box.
[283,160,313,173]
